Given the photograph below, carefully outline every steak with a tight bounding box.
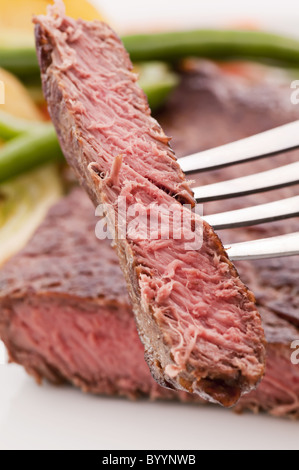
[0,188,298,418]
[0,189,177,399]
[32,2,265,406]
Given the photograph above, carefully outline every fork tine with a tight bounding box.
[204,195,299,230]
[194,161,299,202]
[226,232,299,261]
[179,120,299,174]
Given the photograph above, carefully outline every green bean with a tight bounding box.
[137,61,179,109]
[0,46,39,78]
[143,79,178,110]
[3,29,299,80]
[122,29,299,65]
[0,110,36,140]
[0,124,63,183]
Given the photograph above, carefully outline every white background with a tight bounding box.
[92,0,299,36]
[1,0,299,450]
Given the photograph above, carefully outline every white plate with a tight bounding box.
[0,365,299,450]
[1,0,299,450]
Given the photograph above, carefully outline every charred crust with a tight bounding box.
[199,378,242,408]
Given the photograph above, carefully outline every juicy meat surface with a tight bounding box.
[33,2,265,406]
[0,188,298,418]
[0,189,167,398]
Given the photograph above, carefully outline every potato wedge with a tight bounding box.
[0,68,42,120]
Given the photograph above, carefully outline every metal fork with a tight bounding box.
[178,120,299,261]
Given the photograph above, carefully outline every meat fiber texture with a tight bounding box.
[0,189,298,418]
[33,1,265,406]
[0,189,184,400]
[0,189,170,398]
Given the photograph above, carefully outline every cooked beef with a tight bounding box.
[1,56,299,415]
[0,189,178,399]
[0,188,298,418]
[158,60,299,416]
[33,2,265,406]
[236,308,299,418]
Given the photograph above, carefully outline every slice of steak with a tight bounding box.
[0,189,298,418]
[33,3,265,406]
